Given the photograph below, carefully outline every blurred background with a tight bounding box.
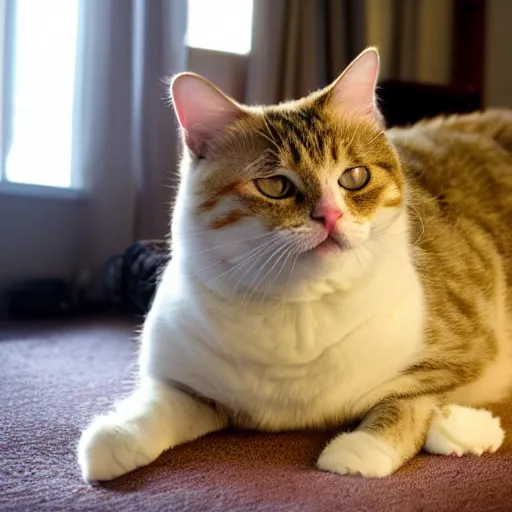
[0,0,509,320]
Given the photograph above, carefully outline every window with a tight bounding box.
[0,1,254,190]
[0,0,79,189]
[186,0,254,55]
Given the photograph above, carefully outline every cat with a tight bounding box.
[78,47,512,481]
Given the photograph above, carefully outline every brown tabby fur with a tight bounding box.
[392,110,512,402]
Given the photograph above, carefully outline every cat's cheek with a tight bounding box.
[340,221,372,247]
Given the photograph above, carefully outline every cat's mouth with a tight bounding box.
[314,235,346,254]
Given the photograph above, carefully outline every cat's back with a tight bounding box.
[388,109,512,271]
[388,109,512,194]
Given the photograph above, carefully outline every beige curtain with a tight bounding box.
[246,0,365,104]
[72,0,187,294]
[246,0,455,105]
[366,0,454,84]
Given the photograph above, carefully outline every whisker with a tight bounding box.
[209,237,284,304]
[266,243,297,312]
[192,237,276,285]
[232,237,287,308]
[261,116,282,155]
[363,130,385,148]
[254,128,280,154]
[235,238,285,305]
[279,252,299,320]
[186,231,275,259]
[213,238,279,284]
[407,204,426,245]
[255,241,295,307]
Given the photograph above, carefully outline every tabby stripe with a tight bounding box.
[209,210,248,230]
[383,197,402,208]
[198,184,238,214]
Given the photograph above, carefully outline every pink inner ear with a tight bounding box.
[328,48,381,122]
[171,73,243,157]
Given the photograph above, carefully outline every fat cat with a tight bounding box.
[78,48,512,480]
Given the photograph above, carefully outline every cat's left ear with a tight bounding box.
[325,47,382,125]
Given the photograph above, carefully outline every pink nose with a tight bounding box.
[312,206,343,233]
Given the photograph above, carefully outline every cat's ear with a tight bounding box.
[171,73,245,157]
[325,47,382,124]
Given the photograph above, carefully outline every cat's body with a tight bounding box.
[78,49,510,481]
[142,217,423,431]
[140,109,512,430]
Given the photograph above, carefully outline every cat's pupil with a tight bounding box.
[272,177,285,193]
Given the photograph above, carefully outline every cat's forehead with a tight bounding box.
[257,104,386,181]
[263,107,338,168]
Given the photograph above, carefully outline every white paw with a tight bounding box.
[424,404,504,457]
[78,414,159,481]
[317,431,399,478]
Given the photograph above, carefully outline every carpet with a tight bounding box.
[1,316,512,511]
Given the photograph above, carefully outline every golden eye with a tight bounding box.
[338,166,370,191]
[254,176,296,199]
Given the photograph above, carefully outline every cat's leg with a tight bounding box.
[317,396,437,478]
[77,379,227,481]
[424,404,504,456]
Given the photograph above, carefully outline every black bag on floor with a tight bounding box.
[103,240,170,314]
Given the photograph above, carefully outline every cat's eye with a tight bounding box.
[254,176,296,199]
[338,166,370,191]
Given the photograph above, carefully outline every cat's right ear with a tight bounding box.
[324,47,383,125]
[171,73,245,158]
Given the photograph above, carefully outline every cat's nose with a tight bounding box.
[311,206,343,233]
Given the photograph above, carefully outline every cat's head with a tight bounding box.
[170,48,406,300]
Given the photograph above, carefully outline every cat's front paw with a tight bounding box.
[424,404,504,457]
[317,431,400,478]
[78,414,158,481]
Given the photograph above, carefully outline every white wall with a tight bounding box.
[0,192,86,306]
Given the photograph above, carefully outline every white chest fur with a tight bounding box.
[140,249,425,431]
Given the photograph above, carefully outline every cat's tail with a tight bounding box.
[420,109,512,155]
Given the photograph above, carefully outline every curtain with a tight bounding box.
[366,0,454,84]
[245,0,454,105]
[72,0,187,294]
[246,0,365,105]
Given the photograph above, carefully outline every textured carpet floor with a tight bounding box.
[1,316,512,511]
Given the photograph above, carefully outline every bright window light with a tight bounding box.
[6,0,79,188]
[186,0,253,55]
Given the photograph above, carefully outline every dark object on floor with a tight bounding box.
[5,278,77,320]
[5,278,108,321]
[1,317,511,511]
[103,240,169,314]
[379,81,481,128]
